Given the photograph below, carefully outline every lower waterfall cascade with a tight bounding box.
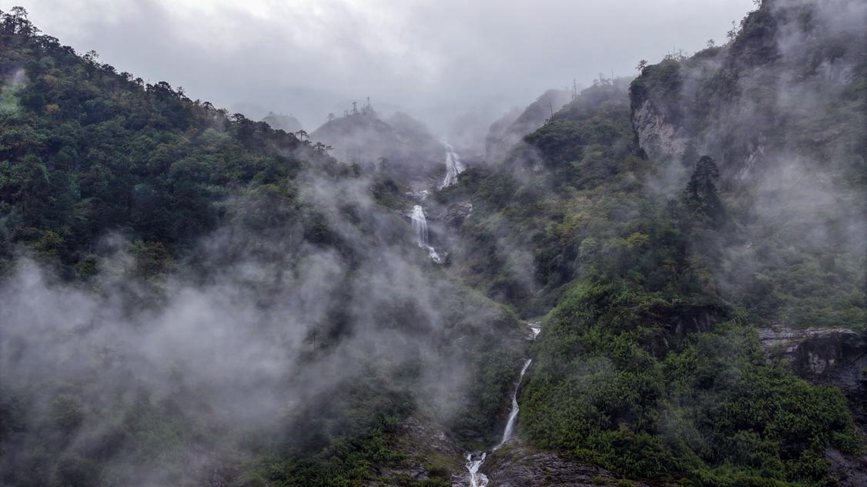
[464,321,541,486]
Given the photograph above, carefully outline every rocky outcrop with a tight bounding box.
[629,0,867,182]
[479,444,650,487]
[630,96,687,164]
[826,448,867,487]
[759,326,866,384]
[760,324,867,438]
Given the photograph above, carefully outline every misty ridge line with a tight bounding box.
[0,0,865,485]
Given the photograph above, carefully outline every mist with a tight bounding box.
[0,153,525,484]
[1,0,864,485]
[2,0,755,131]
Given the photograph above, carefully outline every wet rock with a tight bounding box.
[759,325,867,438]
[481,444,649,487]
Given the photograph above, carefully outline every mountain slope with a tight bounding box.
[485,88,572,164]
[0,9,526,487]
[311,107,446,189]
[1,1,865,486]
[435,1,866,484]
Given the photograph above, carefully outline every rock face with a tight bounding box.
[629,0,867,182]
[630,96,687,165]
[759,326,866,387]
[760,324,867,452]
[791,331,866,387]
[480,445,650,487]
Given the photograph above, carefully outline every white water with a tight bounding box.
[464,322,541,485]
[410,205,443,263]
[528,321,541,340]
[439,143,466,189]
[495,358,533,450]
[466,452,489,487]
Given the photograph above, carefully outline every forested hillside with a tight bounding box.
[435,0,866,485]
[0,8,526,486]
[0,0,865,486]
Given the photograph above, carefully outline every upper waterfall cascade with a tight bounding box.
[439,143,466,189]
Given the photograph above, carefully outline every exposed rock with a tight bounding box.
[760,325,867,433]
[631,98,687,164]
[826,448,867,487]
[479,444,650,487]
[630,0,867,183]
[759,326,859,356]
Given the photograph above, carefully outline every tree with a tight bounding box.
[683,155,726,227]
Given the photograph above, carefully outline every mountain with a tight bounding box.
[0,9,524,487]
[485,88,572,163]
[311,106,447,189]
[434,0,866,484]
[262,111,303,133]
[1,1,866,486]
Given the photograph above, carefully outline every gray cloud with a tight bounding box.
[4,0,755,132]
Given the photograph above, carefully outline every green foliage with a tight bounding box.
[523,280,859,483]
[0,10,531,487]
[682,156,726,228]
[453,71,863,485]
[0,8,332,273]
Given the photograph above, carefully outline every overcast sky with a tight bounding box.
[5,0,754,133]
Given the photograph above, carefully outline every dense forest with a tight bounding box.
[0,7,525,486]
[1,0,865,486]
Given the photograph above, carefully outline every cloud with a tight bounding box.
[3,0,755,131]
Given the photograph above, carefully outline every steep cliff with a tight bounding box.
[631,0,866,332]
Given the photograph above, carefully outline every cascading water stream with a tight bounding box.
[466,452,488,487]
[439,142,466,189]
[464,322,541,486]
[495,358,533,450]
[408,141,464,262]
[411,205,443,263]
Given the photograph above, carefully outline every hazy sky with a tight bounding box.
[5,0,754,132]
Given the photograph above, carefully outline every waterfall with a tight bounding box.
[495,358,533,450]
[411,205,443,263]
[439,143,466,189]
[411,205,429,246]
[528,322,541,340]
[466,452,489,487]
[463,322,541,484]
